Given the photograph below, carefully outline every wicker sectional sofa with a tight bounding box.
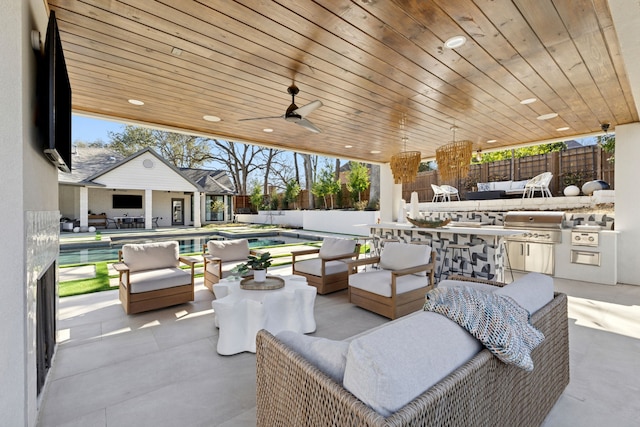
[256,274,569,426]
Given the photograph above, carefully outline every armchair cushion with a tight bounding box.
[293,258,349,277]
[378,242,431,276]
[121,241,179,273]
[207,239,250,262]
[128,267,192,294]
[343,311,482,417]
[349,270,428,297]
[276,330,349,384]
[319,237,357,260]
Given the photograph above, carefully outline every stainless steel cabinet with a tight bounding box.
[506,241,554,275]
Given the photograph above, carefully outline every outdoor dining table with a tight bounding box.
[112,216,145,228]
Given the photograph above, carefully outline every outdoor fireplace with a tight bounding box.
[36,261,56,395]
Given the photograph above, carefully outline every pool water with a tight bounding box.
[59,236,305,265]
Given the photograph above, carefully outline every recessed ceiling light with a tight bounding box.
[444,35,467,49]
[537,112,558,120]
[263,128,273,133]
[171,47,182,56]
[344,145,353,148]
[128,99,144,106]
[487,139,497,143]
[556,126,570,131]
[203,115,221,122]
[370,150,381,154]
[520,98,537,105]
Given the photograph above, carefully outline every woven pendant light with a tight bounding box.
[435,126,473,182]
[390,114,421,184]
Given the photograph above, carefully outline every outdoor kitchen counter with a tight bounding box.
[369,223,525,282]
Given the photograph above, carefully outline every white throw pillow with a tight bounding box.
[491,180,513,191]
[343,311,482,417]
[122,241,179,272]
[207,239,250,262]
[276,331,350,384]
[494,272,554,314]
[378,242,431,276]
[477,182,491,192]
[318,237,356,260]
[511,180,528,189]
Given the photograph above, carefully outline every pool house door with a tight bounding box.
[172,198,184,225]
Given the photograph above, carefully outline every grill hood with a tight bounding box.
[504,211,565,229]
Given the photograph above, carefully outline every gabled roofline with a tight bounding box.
[85,148,205,191]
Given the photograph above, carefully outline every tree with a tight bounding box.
[346,161,370,203]
[302,153,318,209]
[108,125,212,168]
[598,134,615,163]
[284,179,301,209]
[312,164,341,209]
[209,140,265,195]
[248,180,265,211]
[472,142,567,164]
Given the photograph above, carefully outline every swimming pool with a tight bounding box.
[58,235,311,265]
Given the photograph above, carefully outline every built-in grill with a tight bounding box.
[503,211,565,276]
[503,211,564,243]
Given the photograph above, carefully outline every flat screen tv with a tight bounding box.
[113,195,143,209]
[38,11,72,172]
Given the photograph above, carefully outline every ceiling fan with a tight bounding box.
[239,84,323,133]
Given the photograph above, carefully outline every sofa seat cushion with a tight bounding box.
[378,242,431,276]
[349,270,428,297]
[122,241,179,272]
[128,267,191,293]
[295,258,349,276]
[207,239,250,262]
[276,331,350,384]
[343,311,482,417]
[319,237,357,259]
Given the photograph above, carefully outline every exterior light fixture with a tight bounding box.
[390,113,421,184]
[444,35,467,49]
[537,113,558,120]
[128,99,144,106]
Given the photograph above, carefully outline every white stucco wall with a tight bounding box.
[613,123,640,285]
[1,1,54,426]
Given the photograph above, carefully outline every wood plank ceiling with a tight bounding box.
[47,0,637,163]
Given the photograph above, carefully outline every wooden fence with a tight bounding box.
[402,145,614,202]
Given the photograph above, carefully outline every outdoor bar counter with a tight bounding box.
[369,223,524,282]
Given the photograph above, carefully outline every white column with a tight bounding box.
[193,191,201,227]
[79,186,88,231]
[200,193,206,223]
[145,189,153,229]
[379,163,403,223]
[614,123,640,285]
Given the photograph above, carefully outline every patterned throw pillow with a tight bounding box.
[477,182,491,192]
[424,286,544,371]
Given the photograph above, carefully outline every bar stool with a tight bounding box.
[438,242,473,281]
[353,236,375,259]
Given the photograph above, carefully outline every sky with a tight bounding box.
[72,115,126,144]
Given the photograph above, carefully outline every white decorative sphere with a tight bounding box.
[563,185,580,196]
[73,227,80,233]
[88,226,97,232]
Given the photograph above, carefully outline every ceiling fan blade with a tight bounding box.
[296,118,322,133]
[293,100,323,117]
[238,115,283,122]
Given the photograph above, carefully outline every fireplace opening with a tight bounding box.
[36,261,56,395]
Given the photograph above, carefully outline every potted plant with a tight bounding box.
[237,252,272,282]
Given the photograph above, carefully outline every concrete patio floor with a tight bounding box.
[37,267,640,426]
